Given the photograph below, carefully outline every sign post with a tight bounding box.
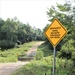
[44,18,67,75]
[53,46,56,75]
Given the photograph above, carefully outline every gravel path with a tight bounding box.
[0,41,43,75]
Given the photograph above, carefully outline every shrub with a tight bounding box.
[35,51,43,60]
[0,56,17,62]
[0,40,15,49]
[58,39,74,59]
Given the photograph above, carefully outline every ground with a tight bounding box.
[0,41,43,75]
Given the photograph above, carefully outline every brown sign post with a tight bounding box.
[44,18,67,75]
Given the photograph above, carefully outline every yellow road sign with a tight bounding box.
[44,18,68,47]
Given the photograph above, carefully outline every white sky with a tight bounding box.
[0,0,66,30]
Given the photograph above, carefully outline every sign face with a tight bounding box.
[44,18,67,47]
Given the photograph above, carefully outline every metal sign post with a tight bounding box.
[53,46,56,75]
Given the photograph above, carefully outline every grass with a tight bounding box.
[11,57,69,75]
[11,59,53,75]
[0,41,38,62]
[11,42,72,75]
[37,43,53,57]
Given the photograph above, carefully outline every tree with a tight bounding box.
[17,23,27,44]
[1,18,18,41]
[0,18,18,49]
[0,18,5,40]
[0,18,5,28]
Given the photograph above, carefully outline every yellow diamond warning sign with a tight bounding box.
[44,18,67,47]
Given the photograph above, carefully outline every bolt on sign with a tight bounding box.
[44,18,68,47]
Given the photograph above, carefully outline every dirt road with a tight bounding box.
[0,41,43,75]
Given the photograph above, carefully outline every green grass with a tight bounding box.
[11,59,53,75]
[37,43,53,57]
[11,57,69,75]
[11,42,72,75]
[0,41,38,62]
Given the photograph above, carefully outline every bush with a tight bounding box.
[58,39,74,59]
[0,56,17,62]
[0,40,15,49]
[35,51,43,60]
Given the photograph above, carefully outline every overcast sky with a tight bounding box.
[0,0,67,30]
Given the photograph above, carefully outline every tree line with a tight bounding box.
[0,17,43,49]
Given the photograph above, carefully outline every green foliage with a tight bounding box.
[58,39,75,59]
[0,56,18,62]
[0,40,15,49]
[0,41,37,62]
[69,62,75,75]
[0,17,43,49]
[0,18,5,28]
[11,59,52,75]
[57,3,71,12]
[37,43,53,57]
[35,51,43,60]
[11,56,71,75]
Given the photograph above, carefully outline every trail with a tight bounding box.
[0,41,43,75]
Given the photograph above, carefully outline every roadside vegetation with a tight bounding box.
[11,43,72,75]
[0,41,37,62]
